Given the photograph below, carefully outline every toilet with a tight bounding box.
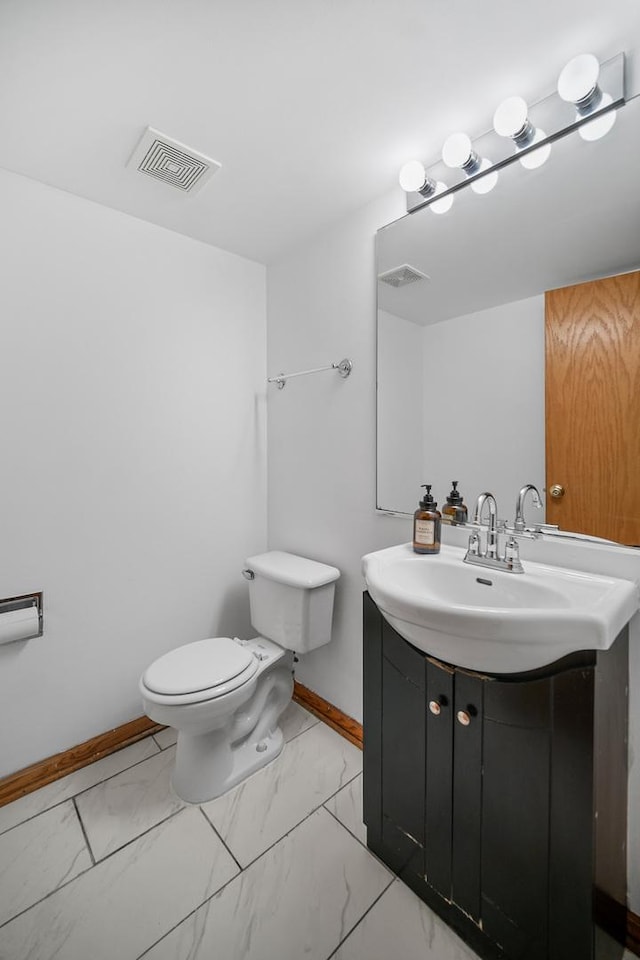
[139,551,340,803]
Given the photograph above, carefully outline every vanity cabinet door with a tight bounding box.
[425,657,454,900]
[363,592,426,879]
[451,670,484,922]
[381,621,426,843]
[480,676,553,959]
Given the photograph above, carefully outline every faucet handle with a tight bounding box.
[466,530,482,557]
[505,537,519,562]
[504,536,524,572]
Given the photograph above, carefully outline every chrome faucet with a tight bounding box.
[514,484,543,532]
[464,491,524,574]
[474,492,499,558]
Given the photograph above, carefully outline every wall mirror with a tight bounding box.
[376,93,640,545]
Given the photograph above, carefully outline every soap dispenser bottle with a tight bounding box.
[413,484,442,554]
[442,481,468,525]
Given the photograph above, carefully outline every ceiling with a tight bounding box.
[1,0,639,264]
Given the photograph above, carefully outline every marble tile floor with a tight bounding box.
[0,702,633,960]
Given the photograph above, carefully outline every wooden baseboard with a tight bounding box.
[292,680,363,749]
[596,886,640,955]
[0,716,163,808]
[628,908,640,955]
[0,683,360,809]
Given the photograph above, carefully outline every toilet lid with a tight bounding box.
[142,637,255,696]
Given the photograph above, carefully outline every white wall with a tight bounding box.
[267,189,640,912]
[267,190,407,721]
[0,168,267,777]
[422,295,545,518]
[376,295,546,517]
[377,309,423,512]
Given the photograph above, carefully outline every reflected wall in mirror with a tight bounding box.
[376,93,640,545]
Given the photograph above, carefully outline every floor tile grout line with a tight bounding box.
[0,736,162,839]
[137,785,391,960]
[89,804,188,867]
[72,745,176,806]
[282,716,321,745]
[321,800,396,877]
[135,852,251,959]
[2,775,364,942]
[0,856,97,931]
[1,711,360,949]
[322,798,371,853]
[136,799,376,960]
[184,719,360,874]
[152,732,177,751]
[324,876,397,960]
[197,805,242,873]
[72,796,96,866]
[227,769,364,874]
[0,805,194,933]
[0,799,98,930]
[320,769,362,808]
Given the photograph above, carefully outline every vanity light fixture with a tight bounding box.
[398,51,625,214]
[557,53,616,142]
[398,161,453,213]
[442,133,498,195]
[492,96,551,169]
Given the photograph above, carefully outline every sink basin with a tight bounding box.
[362,543,639,673]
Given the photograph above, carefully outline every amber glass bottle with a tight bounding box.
[442,481,468,525]
[413,484,442,554]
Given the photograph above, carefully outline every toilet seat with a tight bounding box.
[141,637,259,706]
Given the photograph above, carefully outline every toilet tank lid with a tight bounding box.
[245,551,340,588]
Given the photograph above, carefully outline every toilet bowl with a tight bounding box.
[140,551,340,803]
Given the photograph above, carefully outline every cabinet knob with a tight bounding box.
[429,700,442,716]
[456,710,471,726]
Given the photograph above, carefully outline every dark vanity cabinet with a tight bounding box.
[363,592,628,960]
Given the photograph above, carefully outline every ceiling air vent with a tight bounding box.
[127,127,221,194]
[378,264,430,287]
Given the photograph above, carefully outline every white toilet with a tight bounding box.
[139,551,340,803]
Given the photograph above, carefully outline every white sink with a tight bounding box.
[362,543,639,673]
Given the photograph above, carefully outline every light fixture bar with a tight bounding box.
[403,52,624,214]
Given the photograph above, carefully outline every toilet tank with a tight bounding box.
[244,551,340,653]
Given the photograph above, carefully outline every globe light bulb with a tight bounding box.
[519,128,551,169]
[493,96,529,139]
[430,182,454,215]
[442,133,473,169]
[470,159,498,195]
[578,93,617,141]
[398,160,427,193]
[558,53,600,105]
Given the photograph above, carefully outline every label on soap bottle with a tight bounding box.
[414,519,435,545]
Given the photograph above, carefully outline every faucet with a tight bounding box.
[464,491,524,573]
[473,492,499,558]
[513,484,543,532]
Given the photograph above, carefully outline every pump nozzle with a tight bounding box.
[446,481,463,505]
[420,484,437,509]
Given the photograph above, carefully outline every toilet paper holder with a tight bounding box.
[0,592,43,640]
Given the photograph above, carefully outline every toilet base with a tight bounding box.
[168,656,294,803]
[172,724,285,804]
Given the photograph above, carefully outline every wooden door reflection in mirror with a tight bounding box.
[546,270,640,545]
